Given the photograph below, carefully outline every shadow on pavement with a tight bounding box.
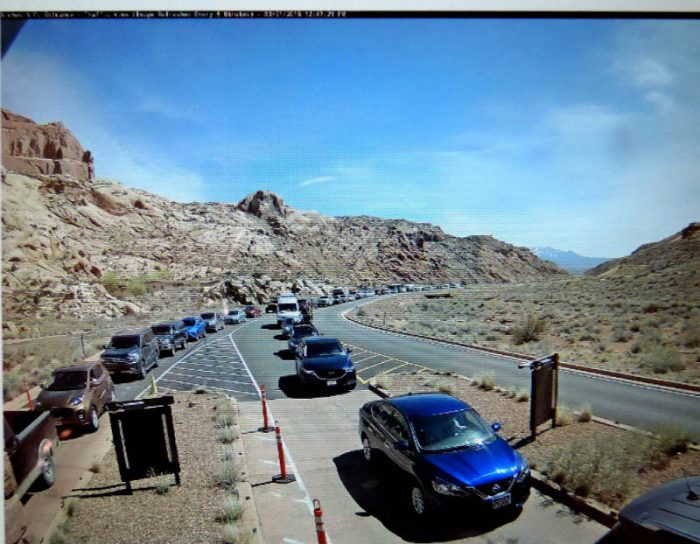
[274,350,295,361]
[260,324,279,331]
[278,375,350,399]
[332,450,522,543]
[273,334,288,341]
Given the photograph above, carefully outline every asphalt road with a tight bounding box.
[311,299,700,441]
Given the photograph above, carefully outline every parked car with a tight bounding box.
[614,476,700,543]
[4,409,58,506]
[281,316,296,338]
[265,303,277,314]
[201,311,224,332]
[317,296,333,307]
[245,305,263,318]
[359,392,531,517]
[224,309,246,324]
[151,320,187,356]
[100,328,159,379]
[295,337,356,391]
[182,316,207,341]
[288,323,320,354]
[35,362,114,432]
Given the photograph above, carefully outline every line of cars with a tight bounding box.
[31,308,260,436]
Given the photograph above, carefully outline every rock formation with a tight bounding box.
[2,109,94,182]
[1,108,566,322]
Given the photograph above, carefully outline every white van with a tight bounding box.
[276,294,302,326]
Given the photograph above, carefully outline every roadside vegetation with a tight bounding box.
[56,392,257,544]
[375,371,699,510]
[351,272,700,384]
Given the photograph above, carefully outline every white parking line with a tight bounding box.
[165,371,257,388]
[227,331,326,540]
[157,378,258,396]
[136,323,250,399]
[177,360,245,369]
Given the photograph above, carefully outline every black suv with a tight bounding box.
[295,337,356,391]
[100,328,159,379]
[151,320,187,356]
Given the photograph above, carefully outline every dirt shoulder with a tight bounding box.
[51,392,260,544]
[374,371,700,512]
[351,280,700,385]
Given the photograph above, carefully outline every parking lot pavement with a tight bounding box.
[243,391,609,544]
[345,343,428,385]
[141,333,259,402]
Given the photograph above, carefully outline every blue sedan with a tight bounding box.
[181,316,206,341]
[359,393,530,517]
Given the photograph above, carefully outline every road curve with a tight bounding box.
[311,299,700,441]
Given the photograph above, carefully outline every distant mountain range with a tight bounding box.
[531,247,611,274]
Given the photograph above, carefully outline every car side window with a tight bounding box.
[93,365,103,379]
[384,407,409,442]
[144,331,154,344]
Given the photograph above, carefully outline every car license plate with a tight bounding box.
[327,380,337,386]
[491,493,511,509]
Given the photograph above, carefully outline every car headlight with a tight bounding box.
[432,477,464,496]
[301,366,315,375]
[127,352,139,362]
[516,464,530,483]
[70,396,84,406]
[343,362,354,372]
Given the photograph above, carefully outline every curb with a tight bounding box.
[345,309,700,394]
[529,471,618,528]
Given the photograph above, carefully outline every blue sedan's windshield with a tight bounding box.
[411,410,496,452]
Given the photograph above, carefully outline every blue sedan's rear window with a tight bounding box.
[182,318,196,326]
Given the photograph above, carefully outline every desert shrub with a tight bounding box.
[218,460,243,490]
[640,346,686,374]
[512,315,547,344]
[577,404,592,423]
[356,308,366,317]
[682,319,700,348]
[437,381,454,395]
[646,424,692,455]
[218,496,245,523]
[125,276,148,297]
[555,405,575,427]
[216,411,237,428]
[218,427,239,444]
[222,524,253,544]
[478,375,496,391]
[516,390,529,402]
[101,270,121,294]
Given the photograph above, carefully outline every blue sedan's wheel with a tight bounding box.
[411,485,428,516]
[362,435,374,463]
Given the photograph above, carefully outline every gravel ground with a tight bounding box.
[58,392,253,544]
[377,371,700,510]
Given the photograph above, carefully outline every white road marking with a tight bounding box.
[227,330,331,543]
[157,378,258,396]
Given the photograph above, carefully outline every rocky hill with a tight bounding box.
[1,109,565,325]
[2,109,94,181]
[586,222,700,278]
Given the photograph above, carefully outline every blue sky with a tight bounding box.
[2,18,699,257]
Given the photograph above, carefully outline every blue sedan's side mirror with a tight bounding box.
[492,422,502,432]
[394,439,410,451]
[347,347,353,353]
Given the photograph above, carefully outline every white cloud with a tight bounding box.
[136,97,200,123]
[625,57,674,88]
[299,175,334,187]
[2,49,206,203]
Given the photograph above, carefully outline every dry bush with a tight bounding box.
[512,315,547,344]
[555,406,575,427]
[641,346,686,374]
[222,523,253,544]
[576,404,592,423]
